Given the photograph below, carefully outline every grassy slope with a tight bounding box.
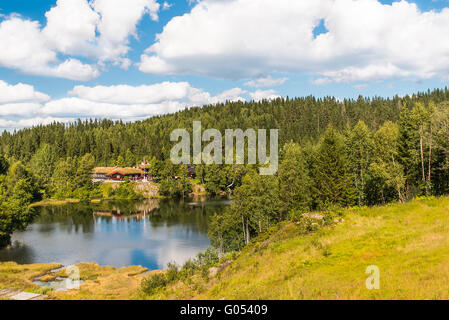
[154,197,449,300]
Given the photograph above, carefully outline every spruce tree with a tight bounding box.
[312,126,357,209]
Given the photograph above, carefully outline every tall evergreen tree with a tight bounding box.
[312,126,357,209]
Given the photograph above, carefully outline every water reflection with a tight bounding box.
[0,198,228,270]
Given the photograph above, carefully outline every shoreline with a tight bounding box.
[0,260,158,300]
[30,181,213,208]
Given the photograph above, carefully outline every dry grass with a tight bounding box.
[51,263,152,300]
[0,262,63,290]
[0,262,154,300]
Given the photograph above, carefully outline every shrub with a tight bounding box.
[141,273,168,295]
[166,262,180,282]
[288,209,305,222]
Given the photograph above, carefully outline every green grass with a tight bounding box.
[148,197,449,300]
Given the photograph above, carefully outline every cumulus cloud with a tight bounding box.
[0,81,50,104]
[42,0,100,55]
[249,89,280,102]
[140,0,449,83]
[0,0,160,80]
[45,82,247,119]
[69,82,197,105]
[90,0,160,64]
[0,15,99,81]
[0,80,248,130]
[0,81,51,117]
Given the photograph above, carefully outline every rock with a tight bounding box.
[208,260,232,278]
[208,267,219,278]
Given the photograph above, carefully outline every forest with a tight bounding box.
[0,88,448,251]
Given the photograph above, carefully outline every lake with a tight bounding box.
[0,198,229,270]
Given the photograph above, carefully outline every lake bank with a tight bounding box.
[30,181,211,208]
[0,261,159,300]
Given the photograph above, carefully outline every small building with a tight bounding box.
[92,167,143,182]
[109,168,143,181]
[92,167,114,183]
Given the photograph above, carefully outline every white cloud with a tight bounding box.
[48,58,100,81]
[51,82,246,120]
[42,0,100,55]
[0,0,160,80]
[209,87,247,104]
[0,117,75,132]
[0,80,248,130]
[249,89,280,102]
[0,103,43,117]
[244,75,289,88]
[46,82,247,119]
[91,0,160,64]
[69,82,196,104]
[140,0,449,83]
[0,15,99,81]
[0,81,50,104]
[42,97,182,119]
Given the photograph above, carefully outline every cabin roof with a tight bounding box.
[92,167,116,174]
[93,167,143,175]
[109,168,143,175]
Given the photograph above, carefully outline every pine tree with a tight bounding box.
[312,126,357,209]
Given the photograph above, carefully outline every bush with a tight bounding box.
[140,247,222,294]
[141,273,168,295]
[288,209,305,222]
[196,247,220,268]
[166,262,180,282]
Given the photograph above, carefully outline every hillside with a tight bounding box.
[2,88,449,166]
[149,197,449,300]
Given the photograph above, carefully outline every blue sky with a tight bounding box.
[0,0,448,130]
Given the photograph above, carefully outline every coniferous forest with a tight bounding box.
[0,88,449,250]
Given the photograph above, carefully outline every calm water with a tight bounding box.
[0,198,229,270]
